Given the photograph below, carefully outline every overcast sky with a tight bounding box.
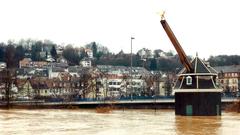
[0,0,239,59]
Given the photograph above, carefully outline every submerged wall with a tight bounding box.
[175,92,221,116]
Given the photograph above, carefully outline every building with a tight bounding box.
[153,77,171,96]
[80,58,92,67]
[16,79,34,99]
[0,62,6,70]
[68,66,80,77]
[19,58,48,68]
[48,67,66,79]
[137,48,154,59]
[107,79,123,98]
[56,45,64,55]
[39,51,47,59]
[85,49,93,59]
[57,56,68,64]
[97,65,152,98]
[214,65,240,94]
[46,55,55,62]
[19,58,32,68]
[16,68,48,79]
[174,56,222,116]
[16,77,81,99]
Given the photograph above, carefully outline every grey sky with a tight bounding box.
[0,0,239,59]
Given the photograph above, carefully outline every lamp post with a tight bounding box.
[130,37,134,100]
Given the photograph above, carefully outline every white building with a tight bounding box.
[107,79,125,97]
[48,67,66,79]
[128,79,146,96]
[80,58,92,67]
[137,48,154,59]
[46,55,55,62]
[0,62,6,70]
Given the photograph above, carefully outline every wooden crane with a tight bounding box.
[160,13,193,72]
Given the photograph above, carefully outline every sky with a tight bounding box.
[0,0,239,59]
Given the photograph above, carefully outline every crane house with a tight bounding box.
[174,55,222,116]
[160,15,222,116]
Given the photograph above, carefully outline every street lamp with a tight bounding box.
[130,37,134,100]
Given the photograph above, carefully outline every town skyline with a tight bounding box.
[0,0,240,59]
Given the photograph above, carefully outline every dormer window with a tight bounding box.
[186,76,192,85]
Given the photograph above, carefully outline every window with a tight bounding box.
[186,76,192,85]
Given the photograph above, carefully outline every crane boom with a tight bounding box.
[160,19,193,72]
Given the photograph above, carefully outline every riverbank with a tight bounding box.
[0,98,237,110]
[0,102,174,110]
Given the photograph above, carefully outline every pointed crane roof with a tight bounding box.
[179,55,218,75]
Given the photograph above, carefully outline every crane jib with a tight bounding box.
[160,19,193,72]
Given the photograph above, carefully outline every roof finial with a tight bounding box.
[196,52,198,57]
[161,11,165,20]
[157,10,165,20]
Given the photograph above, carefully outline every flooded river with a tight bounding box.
[0,109,239,135]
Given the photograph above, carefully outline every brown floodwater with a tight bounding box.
[0,109,239,135]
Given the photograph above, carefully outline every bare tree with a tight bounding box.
[4,45,16,108]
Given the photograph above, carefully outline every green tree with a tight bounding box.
[15,45,25,61]
[153,49,163,58]
[50,46,57,59]
[79,48,87,60]
[5,45,16,68]
[0,43,5,61]
[91,42,97,58]
[96,51,103,60]
[31,41,43,61]
[165,50,174,56]
[208,55,240,66]
[149,58,157,70]
[62,45,80,65]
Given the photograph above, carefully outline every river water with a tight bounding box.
[0,109,239,135]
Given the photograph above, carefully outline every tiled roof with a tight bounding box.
[52,67,65,72]
[96,65,151,79]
